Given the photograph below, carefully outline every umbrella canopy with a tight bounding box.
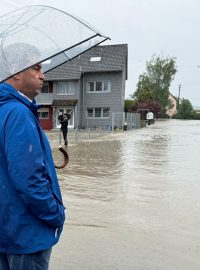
[0,5,110,82]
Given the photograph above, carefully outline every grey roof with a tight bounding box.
[44,44,128,81]
[44,60,81,80]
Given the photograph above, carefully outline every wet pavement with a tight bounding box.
[48,120,200,270]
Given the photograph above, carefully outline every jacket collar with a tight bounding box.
[0,82,42,119]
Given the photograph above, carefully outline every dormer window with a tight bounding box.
[90,57,101,62]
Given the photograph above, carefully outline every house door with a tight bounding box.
[56,108,74,128]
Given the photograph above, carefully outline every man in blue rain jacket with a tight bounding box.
[0,52,65,269]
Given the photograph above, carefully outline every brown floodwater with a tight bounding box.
[49,120,200,269]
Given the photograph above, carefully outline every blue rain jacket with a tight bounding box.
[0,83,65,254]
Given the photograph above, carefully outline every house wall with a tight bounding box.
[39,105,53,130]
[166,94,177,117]
[121,70,126,107]
[81,71,124,128]
[78,76,84,128]
[37,82,53,130]
[52,80,80,129]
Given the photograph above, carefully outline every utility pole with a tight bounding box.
[177,84,181,110]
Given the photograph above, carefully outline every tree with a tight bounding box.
[132,55,177,114]
[124,99,134,112]
[131,75,153,102]
[176,99,193,119]
[129,100,162,119]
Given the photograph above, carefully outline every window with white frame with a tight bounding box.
[38,108,49,119]
[87,107,110,118]
[88,82,94,92]
[95,108,101,117]
[87,108,93,117]
[103,108,110,117]
[96,82,102,92]
[57,81,75,94]
[87,81,111,92]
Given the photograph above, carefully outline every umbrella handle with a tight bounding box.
[55,145,69,169]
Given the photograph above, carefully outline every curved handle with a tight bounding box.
[55,146,69,169]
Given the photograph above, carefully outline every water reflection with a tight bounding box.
[55,139,124,202]
[65,140,123,178]
[121,131,170,175]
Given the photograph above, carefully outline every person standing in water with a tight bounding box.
[58,113,70,146]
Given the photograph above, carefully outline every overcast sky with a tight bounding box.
[1,0,200,106]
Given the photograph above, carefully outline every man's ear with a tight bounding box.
[13,73,21,80]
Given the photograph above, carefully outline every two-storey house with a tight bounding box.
[37,44,128,130]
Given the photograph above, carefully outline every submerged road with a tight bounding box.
[49,120,200,270]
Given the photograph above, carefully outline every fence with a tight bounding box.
[47,112,142,146]
[46,128,111,147]
[111,112,141,131]
[84,112,141,132]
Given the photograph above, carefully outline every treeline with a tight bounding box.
[172,98,200,120]
[125,55,198,120]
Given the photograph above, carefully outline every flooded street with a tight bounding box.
[50,120,200,270]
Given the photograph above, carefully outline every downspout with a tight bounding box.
[82,70,85,129]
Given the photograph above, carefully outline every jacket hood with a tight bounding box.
[0,82,42,113]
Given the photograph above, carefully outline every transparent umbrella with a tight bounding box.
[0,5,110,169]
[0,5,110,82]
